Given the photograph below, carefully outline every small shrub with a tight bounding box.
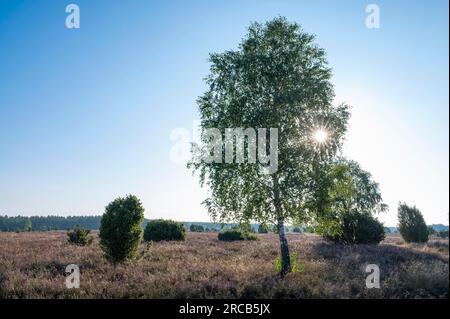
[23,218,32,232]
[218,230,245,241]
[190,224,204,232]
[245,232,258,241]
[257,224,269,234]
[218,229,258,241]
[303,226,315,233]
[67,225,93,246]
[398,203,429,243]
[437,230,449,239]
[426,240,449,252]
[99,195,145,264]
[325,211,385,244]
[275,253,303,273]
[292,226,302,233]
[144,219,186,242]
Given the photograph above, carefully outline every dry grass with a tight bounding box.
[0,232,448,299]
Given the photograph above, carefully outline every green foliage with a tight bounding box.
[303,226,316,233]
[23,218,32,232]
[0,216,33,232]
[258,224,269,233]
[144,219,186,242]
[99,195,145,264]
[437,230,449,239]
[312,159,387,241]
[190,224,205,232]
[275,253,304,273]
[398,203,429,243]
[67,225,93,246]
[244,232,258,241]
[0,215,103,232]
[312,159,387,228]
[189,17,350,274]
[218,230,245,241]
[325,211,385,244]
[292,226,302,233]
[235,222,256,233]
[218,229,258,241]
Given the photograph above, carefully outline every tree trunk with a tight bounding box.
[277,216,291,276]
[273,177,291,276]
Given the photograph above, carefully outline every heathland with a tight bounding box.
[0,231,447,299]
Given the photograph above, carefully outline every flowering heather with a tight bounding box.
[0,232,447,299]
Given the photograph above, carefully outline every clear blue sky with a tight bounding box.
[0,0,448,226]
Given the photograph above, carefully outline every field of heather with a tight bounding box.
[0,231,448,299]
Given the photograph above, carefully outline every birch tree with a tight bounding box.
[190,17,350,275]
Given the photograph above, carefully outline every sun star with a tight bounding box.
[313,129,328,144]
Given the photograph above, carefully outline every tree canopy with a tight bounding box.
[308,158,388,236]
[190,17,351,274]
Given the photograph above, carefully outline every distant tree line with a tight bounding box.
[2,213,447,241]
[0,215,102,232]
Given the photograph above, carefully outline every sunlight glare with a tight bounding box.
[313,129,328,144]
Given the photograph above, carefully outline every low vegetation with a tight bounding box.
[67,225,93,246]
[144,219,186,242]
[189,224,204,232]
[437,230,449,239]
[0,232,447,298]
[325,211,385,245]
[218,229,258,241]
[275,252,304,274]
[258,224,269,234]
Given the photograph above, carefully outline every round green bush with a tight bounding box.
[190,224,204,232]
[99,195,145,264]
[398,203,429,243]
[218,230,245,241]
[144,219,186,242]
[257,224,269,234]
[67,225,93,246]
[292,226,302,233]
[218,229,258,241]
[326,211,385,245]
[437,230,449,239]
